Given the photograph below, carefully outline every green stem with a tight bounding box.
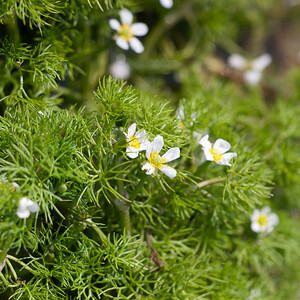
[0,236,13,265]
[130,173,148,201]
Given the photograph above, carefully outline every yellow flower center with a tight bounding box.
[178,121,185,129]
[257,215,268,226]
[129,136,140,149]
[119,24,134,41]
[210,148,222,161]
[149,152,166,168]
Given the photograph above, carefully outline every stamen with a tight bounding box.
[119,24,134,41]
[210,148,222,161]
[130,136,140,149]
[149,152,166,168]
[257,215,268,226]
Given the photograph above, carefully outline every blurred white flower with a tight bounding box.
[228,53,272,86]
[160,0,173,9]
[142,135,180,178]
[109,9,148,53]
[1,175,19,191]
[248,288,261,300]
[199,134,237,166]
[17,197,39,219]
[124,123,148,159]
[250,206,279,233]
[176,106,196,129]
[109,54,131,80]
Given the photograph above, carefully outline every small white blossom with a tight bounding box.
[142,135,180,178]
[109,54,131,80]
[250,206,279,233]
[124,123,148,159]
[1,176,19,191]
[17,197,39,219]
[160,0,173,9]
[199,134,237,166]
[228,53,272,86]
[109,9,148,53]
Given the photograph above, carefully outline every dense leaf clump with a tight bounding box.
[0,0,300,299]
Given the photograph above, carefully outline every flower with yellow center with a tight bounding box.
[124,123,148,159]
[199,134,237,166]
[250,206,279,233]
[228,53,272,86]
[142,135,180,178]
[109,9,149,53]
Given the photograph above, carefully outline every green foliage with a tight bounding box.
[0,0,300,299]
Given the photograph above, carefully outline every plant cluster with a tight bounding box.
[0,0,300,299]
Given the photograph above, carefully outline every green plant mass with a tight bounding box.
[0,0,300,299]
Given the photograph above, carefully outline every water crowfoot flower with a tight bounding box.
[250,206,279,233]
[160,0,173,9]
[142,135,180,178]
[228,53,272,86]
[109,9,149,53]
[124,123,148,159]
[17,197,39,219]
[109,54,131,80]
[199,134,237,166]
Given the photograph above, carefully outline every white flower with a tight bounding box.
[109,54,131,80]
[142,135,180,178]
[250,206,279,233]
[1,176,19,191]
[124,123,148,159]
[160,0,173,9]
[17,197,39,219]
[109,9,148,53]
[228,53,272,86]
[199,134,237,166]
[176,106,196,129]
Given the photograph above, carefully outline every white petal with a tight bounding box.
[228,54,247,70]
[116,37,129,50]
[131,23,148,36]
[142,162,155,175]
[159,165,177,178]
[152,135,164,153]
[213,139,231,154]
[268,213,279,226]
[251,222,263,233]
[27,201,39,213]
[261,206,271,215]
[18,197,31,211]
[138,130,148,151]
[126,147,139,159]
[127,123,136,137]
[218,152,237,166]
[137,130,148,144]
[145,140,153,159]
[202,148,214,161]
[160,0,173,8]
[109,61,131,80]
[251,53,272,71]
[12,182,20,189]
[199,134,212,150]
[129,37,144,53]
[244,70,261,86]
[120,9,133,25]
[162,147,180,162]
[176,107,185,120]
[250,209,260,222]
[17,209,31,219]
[109,19,121,31]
